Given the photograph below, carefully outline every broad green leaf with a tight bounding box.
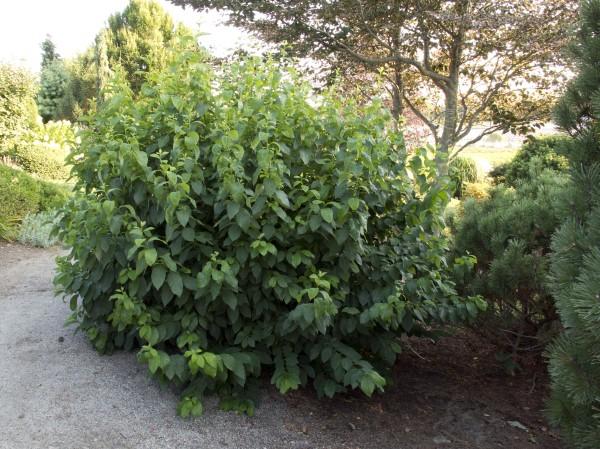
[167,271,183,296]
[151,265,167,289]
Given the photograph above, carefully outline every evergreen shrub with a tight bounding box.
[452,171,567,362]
[54,50,484,416]
[490,136,569,187]
[546,1,600,445]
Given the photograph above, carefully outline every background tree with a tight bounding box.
[58,0,197,120]
[546,1,600,447]
[0,64,38,152]
[37,37,69,122]
[40,36,60,69]
[103,0,194,93]
[172,0,577,157]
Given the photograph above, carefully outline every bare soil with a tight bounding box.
[0,242,563,449]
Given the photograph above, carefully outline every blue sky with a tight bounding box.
[0,0,247,72]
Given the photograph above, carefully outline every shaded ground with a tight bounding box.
[0,242,563,449]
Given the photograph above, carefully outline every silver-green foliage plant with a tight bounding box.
[18,210,61,247]
[54,47,484,416]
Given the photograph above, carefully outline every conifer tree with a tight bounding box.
[103,0,194,93]
[37,37,69,122]
[547,1,600,447]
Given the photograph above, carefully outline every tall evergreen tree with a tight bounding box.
[40,36,59,69]
[547,1,600,447]
[37,38,69,123]
[103,0,194,93]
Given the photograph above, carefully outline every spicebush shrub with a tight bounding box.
[54,50,484,416]
[490,136,569,186]
[452,170,567,359]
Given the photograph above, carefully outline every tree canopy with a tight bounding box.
[171,0,578,155]
[0,64,38,150]
[102,0,195,93]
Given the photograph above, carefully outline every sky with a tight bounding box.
[0,0,250,73]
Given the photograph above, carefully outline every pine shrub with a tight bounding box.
[545,1,600,446]
[452,171,567,361]
[490,136,569,187]
[54,49,484,416]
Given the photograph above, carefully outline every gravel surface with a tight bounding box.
[0,243,564,449]
[0,245,316,449]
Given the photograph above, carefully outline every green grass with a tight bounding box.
[459,146,518,168]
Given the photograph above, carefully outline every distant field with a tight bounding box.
[459,146,518,171]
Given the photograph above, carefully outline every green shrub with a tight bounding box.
[55,50,484,416]
[490,136,569,186]
[0,64,38,152]
[38,179,71,210]
[18,210,61,247]
[452,170,567,365]
[0,165,42,239]
[546,2,600,446]
[8,120,74,181]
[462,181,490,200]
[0,164,71,240]
[448,156,478,197]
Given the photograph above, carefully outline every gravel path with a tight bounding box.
[0,245,317,449]
[0,243,564,449]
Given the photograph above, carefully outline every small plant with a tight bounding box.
[18,210,61,247]
[55,48,483,416]
[448,156,478,198]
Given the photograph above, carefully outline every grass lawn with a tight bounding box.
[460,146,518,167]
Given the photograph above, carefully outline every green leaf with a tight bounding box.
[307,288,319,300]
[151,266,167,289]
[320,208,334,224]
[275,190,290,208]
[348,198,360,211]
[176,208,191,227]
[144,248,158,266]
[185,131,200,149]
[360,377,375,397]
[227,202,240,219]
[167,271,183,297]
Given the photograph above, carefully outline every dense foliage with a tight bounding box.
[490,136,569,187]
[103,0,195,93]
[546,1,600,446]
[173,0,576,154]
[55,50,483,416]
[37,37,70,123]
[0,165,70,240]
[9,120,75,181]
[452,170,567,367]
[448,156,478,198]
[0,64,38,151]
[37,60,69,123]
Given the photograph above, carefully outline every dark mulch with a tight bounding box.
[278,329,562,449]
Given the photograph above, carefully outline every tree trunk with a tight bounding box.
[390,65,404,125]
